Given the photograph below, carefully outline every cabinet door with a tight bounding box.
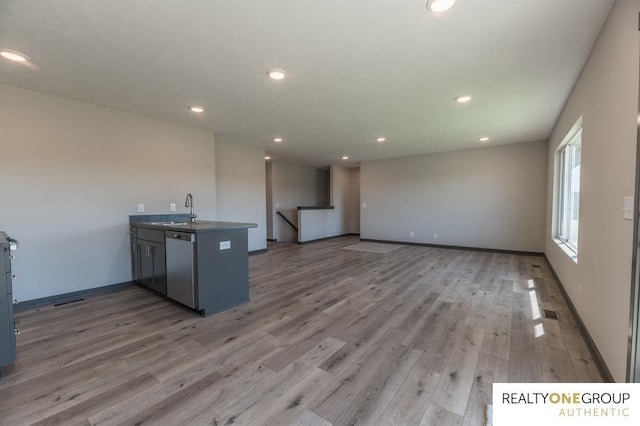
[0,274,13,367]
[130,239,140,281]
[0,247,8,276]
[139,243,154,287]
[7,288,15,361]
[150,242,167,295]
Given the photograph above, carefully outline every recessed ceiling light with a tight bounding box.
[455,95,472,103]
[0,49,29,63]
[426,0,456,14]
[273,137,283,143]
[190,106,204,113]
[376,137,386,143]
[267,69,287,80]
[265,156,272,160]
[342,156,349,160]
[479,137,490,142]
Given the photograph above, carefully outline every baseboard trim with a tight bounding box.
[543,255,615,383]
[359,238,544,256]
[14,281,135,312]
[249,248,268,255]
[266,238,277,242]
[298,233,359,245]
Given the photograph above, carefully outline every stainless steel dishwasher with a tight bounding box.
[165,231,196,308]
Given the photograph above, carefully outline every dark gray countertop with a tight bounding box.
[297,206,334,210]
[129,215,257,233]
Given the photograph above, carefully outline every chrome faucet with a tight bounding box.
[185,193,197,223]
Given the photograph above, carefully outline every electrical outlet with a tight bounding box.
[433,233,438,239]
[137,203,145,213]
[362,202,367,208]
[219,241,231,250]
[624,196,633,220]
[577,283,582,295]
[410,231,414,237]
[170,203,176,212]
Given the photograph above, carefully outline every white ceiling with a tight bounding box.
[0,0,614,166]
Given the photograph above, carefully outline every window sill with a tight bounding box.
[553,238,578,263]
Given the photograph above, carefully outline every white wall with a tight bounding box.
[545,0,640,382]
[349,167,361,234]
[330,165,351,236]
[267,161,327,242]
[361,140,548,252]
[298,209,335,243]
[294,165,359,243]
[266,162,274,240]
[0,84,216,302]
[215,141,267,252]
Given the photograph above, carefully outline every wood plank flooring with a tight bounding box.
[0,236,603,425]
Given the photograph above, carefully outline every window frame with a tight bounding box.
[554,118,582,260]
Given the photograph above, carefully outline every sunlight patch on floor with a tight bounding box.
[529,290,541,320]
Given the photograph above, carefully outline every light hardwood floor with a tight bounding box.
[0,236,602,425]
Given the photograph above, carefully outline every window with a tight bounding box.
[555,119,582,257]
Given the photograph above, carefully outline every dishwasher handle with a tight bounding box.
[166,231,195,242]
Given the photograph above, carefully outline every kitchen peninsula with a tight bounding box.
[129,214,257,317]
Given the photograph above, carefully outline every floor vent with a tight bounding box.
[54,298,85,307]
[543,309,559,320]
[532,264,541,269]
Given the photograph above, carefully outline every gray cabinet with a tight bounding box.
[1,234,16,376]
[129,220,252,318]
[130,227,166,295]
[130,230,140,282]
[161,228,250,317]
[194,228,249,317]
